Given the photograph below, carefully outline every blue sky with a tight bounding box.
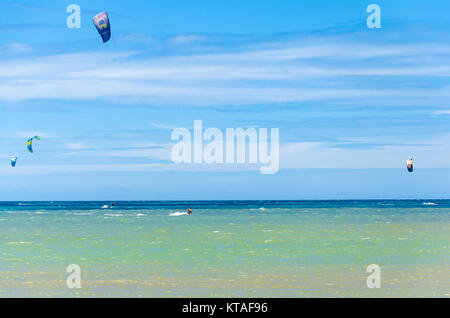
[0,0,449,200]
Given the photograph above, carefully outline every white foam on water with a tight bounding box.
[101,205,110,209]
[169,211,188,216]
[422,202,437,205]
[104,213,123,217]
[136,213,145,216]
[258,207,265,210]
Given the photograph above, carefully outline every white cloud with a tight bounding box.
[1,133,449,176]
[66,142,86,150]
[14,131,58,138]
[1,43,32,53]
[0,38,449,106]
[0,79,448,106]
[0,163,261,175]
[168,34,207,44]
[148,121,177,130]
[280,133,450,169]
[433,110,450,115]
[115,33,154,45]
[92,147,171,160]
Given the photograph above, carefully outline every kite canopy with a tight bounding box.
[406,158,413,173]
[93,12,111,43]
[11,157,17,167]
[27,136,40,153]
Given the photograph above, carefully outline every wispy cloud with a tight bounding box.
[1,132,448,176]
[14,131,58,138]
[66,142,87,150]
[1,31,449,106]
[168,34,208,44]
[0,42,32,53]
[280,133,450,169]
[148,121,177,130]
[433,110,450,115]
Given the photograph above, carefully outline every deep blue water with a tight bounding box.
[0,199,448,211]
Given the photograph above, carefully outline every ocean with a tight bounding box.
[0,200,448,297]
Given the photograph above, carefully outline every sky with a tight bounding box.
[0,0,449,200]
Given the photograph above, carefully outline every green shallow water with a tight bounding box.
[0,201,449,297]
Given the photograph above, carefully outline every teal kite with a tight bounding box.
[27,136,40,153]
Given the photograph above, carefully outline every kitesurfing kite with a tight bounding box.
[93,12,111,43]
[27,136,40,153]
[11,157,17,167]
[406,158,413,172]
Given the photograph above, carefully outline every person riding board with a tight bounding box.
[187,207,192,215]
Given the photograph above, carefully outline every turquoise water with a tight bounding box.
[0,200,449,297]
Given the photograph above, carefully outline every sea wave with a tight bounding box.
[169,211,188,216]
